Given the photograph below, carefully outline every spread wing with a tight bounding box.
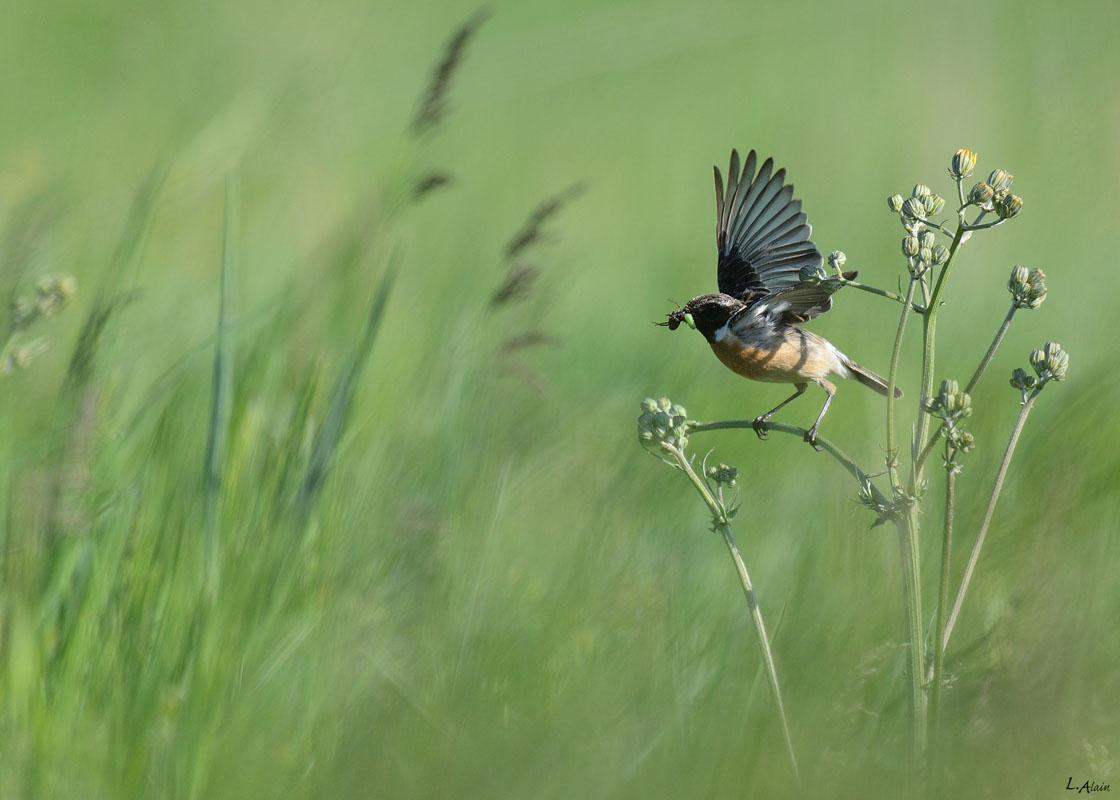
[736,273,857,326]
[714,149,823,304]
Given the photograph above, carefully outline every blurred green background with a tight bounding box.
[1,0,1117,797]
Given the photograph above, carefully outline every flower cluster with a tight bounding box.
[928,379,976,467]
[10,275,76,333]
[705,462,739,488]
[638,397,690,453]
[1010,342,1069,400]
[1007,265,1048,310]
[964,168,1023,220]
[888,184,949,276]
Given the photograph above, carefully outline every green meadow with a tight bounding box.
[1,0,1117,797]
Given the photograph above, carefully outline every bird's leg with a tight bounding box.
[804,379,836,451]
[752,382,808,440]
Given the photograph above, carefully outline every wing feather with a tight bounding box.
[714,149,824,303]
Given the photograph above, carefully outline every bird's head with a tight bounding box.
[658,294,745,341]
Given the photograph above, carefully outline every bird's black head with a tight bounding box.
[659,293,746,341]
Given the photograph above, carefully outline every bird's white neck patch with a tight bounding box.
[712,322,732,342]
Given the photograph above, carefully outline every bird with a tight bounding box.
[659,148,901,450]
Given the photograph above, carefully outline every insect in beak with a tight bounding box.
[657,302,695,331]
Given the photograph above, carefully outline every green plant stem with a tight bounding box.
[689,420,887,506]
[912,225,966,488]
[665,443,801,787]
[895,513,926,766]
[929,442,956,766]
[963,219,1006,232]
[689,417,926,764]
[914,429,943,479]
[838,274,926,313]
[913,302,1019,478]
[941,389,1039,653]
[886,275,920,492]
[965,304,1017,395]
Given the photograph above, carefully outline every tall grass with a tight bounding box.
[0,1,1117,798]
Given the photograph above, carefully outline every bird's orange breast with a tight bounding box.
[709,329,839,383]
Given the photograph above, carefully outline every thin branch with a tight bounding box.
[689,419,887,506]
[941,389,1039,652]
[965,304,1017,394]
[664,443,801,787]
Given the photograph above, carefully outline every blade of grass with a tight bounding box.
[203,171,239,596]
[297,257,397,518]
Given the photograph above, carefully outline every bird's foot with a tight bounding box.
[803,426,823,452]
[751,415,771,440]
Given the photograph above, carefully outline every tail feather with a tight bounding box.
[843,357,903,399]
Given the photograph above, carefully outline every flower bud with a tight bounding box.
[912,184,932,198]
[923,194,945,216]
[950,149,977,180]
[902,236,920,257]
[935,379,971,418]
[932,244,950,265]
[919,247,934,266]
[638,397,690,451]
[919,231,936,249]
[799,264,823,284]
[705,462,739,487]
[888,194,905,213]
[902,196,926,221]
[995,192,1023,220]
[953,431,976,453]
[967,182,995,208]
[987,169,1013,193]
[1008,265,1047,309]
[1009,368,1036,392]
[828,250,847,270]
[1029,342,1068,383]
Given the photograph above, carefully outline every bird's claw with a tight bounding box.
[803,427,823,452]
[752,416,771,440]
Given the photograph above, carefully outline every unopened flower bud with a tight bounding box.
[799,264,823,283]
[987,169,1013,193]
[950,148,977,180]
[935,379,971,418]
[919,247,934,265]
[902,197,926,221]
[902,236,920,257]
[888,194,905,213]
[1029,342,1068,383]
[1009,368,1036,391]
[1008,265,1047,309]
[995,192,1023,220]
[638,398,690,451]
[912,184,932,198]
[705,462,739,487]
[932,244,950,265]
[923,194,945,216]
[828,250,846,269]
[954,431,976,453]
[967,182,995,208]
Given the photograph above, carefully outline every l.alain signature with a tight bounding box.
[1067,777,1111,794]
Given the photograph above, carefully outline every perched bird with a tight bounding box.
[660,149,901,449]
